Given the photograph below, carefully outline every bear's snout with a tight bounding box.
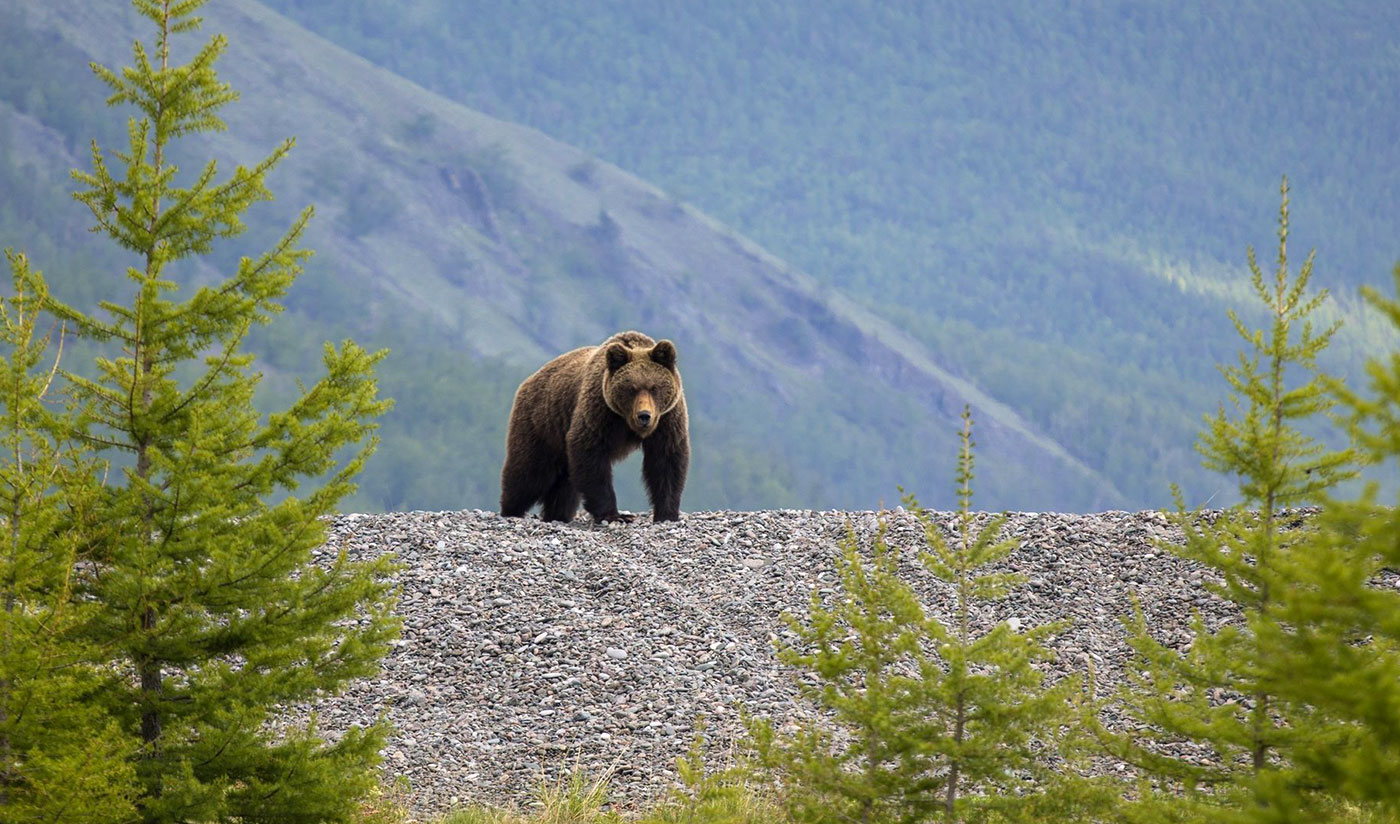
[631,389,658,434]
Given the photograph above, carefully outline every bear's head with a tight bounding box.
[602,339,682,437]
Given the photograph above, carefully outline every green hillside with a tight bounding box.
[258,0,1400,500]
[2,0,1394,512]
[0,0,1136,514]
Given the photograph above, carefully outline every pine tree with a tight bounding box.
[1249,264,1400,821]
[0,252,137,823]
[1104,178,1355,822]
[751,407,1106,823]
[36,1,399,821]
[908,408,1105,823]
[748,513,934,824]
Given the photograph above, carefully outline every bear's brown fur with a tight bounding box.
[500,331,689,522]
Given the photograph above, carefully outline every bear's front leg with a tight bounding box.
[568,440,630,523]
[642,414,689,522]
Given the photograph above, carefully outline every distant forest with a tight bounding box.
[260,0,1400,504]
[2,0,1397,512]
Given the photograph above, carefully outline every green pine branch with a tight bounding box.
[0,251,139,824]
[6,2,403,821]
[1108,178,1359,822]
[1245,264,1400,821]
[751,407,1111,823]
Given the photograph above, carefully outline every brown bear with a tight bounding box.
[500,331,689,523]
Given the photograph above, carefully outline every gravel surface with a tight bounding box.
[304,507,1276,817]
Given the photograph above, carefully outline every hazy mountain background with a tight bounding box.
[1,0,1396,513]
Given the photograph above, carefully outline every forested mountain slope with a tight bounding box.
[0,0,1129,512]
[258,0,1400,505]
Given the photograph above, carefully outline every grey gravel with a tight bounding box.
[297,507,1337,816]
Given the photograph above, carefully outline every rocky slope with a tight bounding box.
[299,507,1324,816]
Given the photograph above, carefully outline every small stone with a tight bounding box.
[297,504,1249,814]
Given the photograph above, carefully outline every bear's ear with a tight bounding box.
[650,340,677,370]
[605,343,631,372]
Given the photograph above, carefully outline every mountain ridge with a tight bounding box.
[254,0,1399,505]
[0,0,1128,511]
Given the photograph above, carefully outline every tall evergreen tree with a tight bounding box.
[35,1,399,820]
[1250,264,1400,821]
[751,407,1105,823]
[0,252,137,823]
[1104,179,1355,822]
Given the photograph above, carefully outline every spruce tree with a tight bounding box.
[36,1,398,820]
[0,252,137,823]
[908,408,1104,823]
[751,407,1105,823]
[749,512,935,824]
[1104,179,1354,822]
[1249,264,1400,821]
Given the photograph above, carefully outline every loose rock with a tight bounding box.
[292,507,1356,816]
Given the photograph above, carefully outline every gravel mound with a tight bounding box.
[310,508,1244,816]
